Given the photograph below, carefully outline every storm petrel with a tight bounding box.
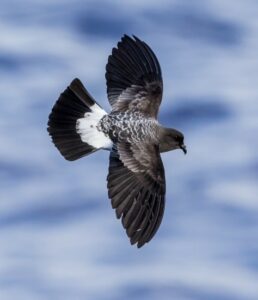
[47,35,186,248]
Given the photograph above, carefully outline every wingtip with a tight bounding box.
[132,34,141,42]
[121,34,132,43]
[123,33,130,38]
[121,34,140,43]
[122,34,141,42]
[136,241,146,248]
[129,233,147,248]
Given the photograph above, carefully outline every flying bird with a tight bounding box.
[47,35,186,248]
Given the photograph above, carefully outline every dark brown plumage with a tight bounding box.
[107,143,165,247]
[106,35,163,118]
[47,35,186,248]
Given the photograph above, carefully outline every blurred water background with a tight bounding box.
[0,0,258,299]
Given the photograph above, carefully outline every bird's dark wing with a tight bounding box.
[106,35,163,119]
[107,142,166,248]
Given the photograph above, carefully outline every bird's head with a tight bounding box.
[159,128,187,154]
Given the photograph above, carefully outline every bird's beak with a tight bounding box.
[180,144,187,155]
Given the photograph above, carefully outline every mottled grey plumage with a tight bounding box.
[99,111,158,144]
[47,35,186,248]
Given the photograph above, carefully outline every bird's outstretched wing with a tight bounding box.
[106,35,163,119]
[107,142,166,248]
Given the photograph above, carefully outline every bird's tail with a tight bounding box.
[47,78,112,161]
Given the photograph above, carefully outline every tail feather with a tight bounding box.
[47,78,111,161]
[69,78,96,107]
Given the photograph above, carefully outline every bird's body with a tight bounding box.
[99,111,159,145]
[48,35,186,248]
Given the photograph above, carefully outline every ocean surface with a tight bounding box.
[0,1,258,299]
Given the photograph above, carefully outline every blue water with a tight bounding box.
[1,1,258,299]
